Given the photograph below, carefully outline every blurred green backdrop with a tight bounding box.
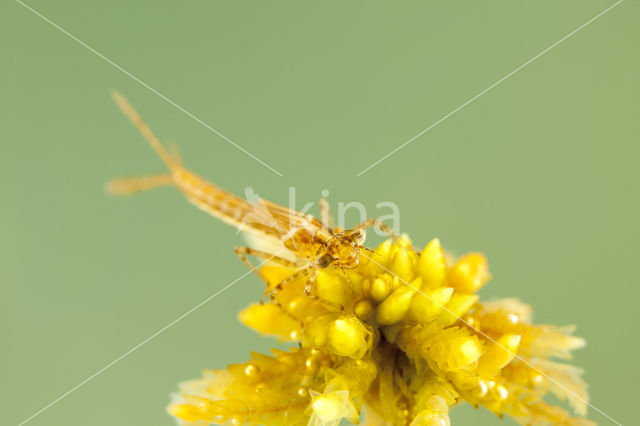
[2,0,638,425]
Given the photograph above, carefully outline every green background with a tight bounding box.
[2,1,638,425]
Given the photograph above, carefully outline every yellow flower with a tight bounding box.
[168,238,591,425]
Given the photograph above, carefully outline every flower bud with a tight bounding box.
[390,247,416,282]
[407,287,454,324]
[315,269,351,306]
[370,276,392,302]
[327,316,370,358]
[478,334,521,376]
[417,239,447,288]
[376,283,417,325]
[447,253,491,293]
[437,293,479,326]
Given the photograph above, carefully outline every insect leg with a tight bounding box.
[234,246,301,285]
[356,218,398,239]
[270,267,345,313]
[356,218,420,253]
[303,269,346,312]
[268,266,313,299]
[237,250,313,327]
[267,266,314,324]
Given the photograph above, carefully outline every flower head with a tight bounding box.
[168,237,591,425]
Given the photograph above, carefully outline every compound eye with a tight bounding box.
[316,253,332,268]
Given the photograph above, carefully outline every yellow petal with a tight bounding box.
[260,264,295,291]
[238,303,301,341]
